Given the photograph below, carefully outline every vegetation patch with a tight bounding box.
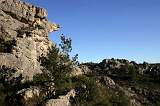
[0,37,16,53]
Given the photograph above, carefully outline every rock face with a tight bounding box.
[0,0,59,79]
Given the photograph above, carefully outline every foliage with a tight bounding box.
[70,75,111,106]
[33,35,78,99]
[70,75,130,106]
[59,35,72,57]
[155,96,160,106]
[72,54,79,65]
[40,46,72,82]
[109,64,137,81]
[16,26,36,37]
[0,37,16,53]
[0,66,17,83]
[109,90,130,106]
[33,73,51,85]
[44,35,76,79]
[0,65,31,106]
[128,65,137,81]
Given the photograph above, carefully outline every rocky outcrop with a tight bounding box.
[70,66,83,76]
[70,65,92,76]
[97,76,115,87]
[44,89,76,106]
[17,87,41,101]
[80,65,92,74]
[0,0,59,80]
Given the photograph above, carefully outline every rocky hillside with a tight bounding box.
[0,0,160,106]
[83,59,160,106]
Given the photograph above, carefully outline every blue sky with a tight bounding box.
[25,0,160,63]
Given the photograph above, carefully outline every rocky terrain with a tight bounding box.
[0,0,160,106]
[83,59,160,106]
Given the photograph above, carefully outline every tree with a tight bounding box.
[34,35,78,83]
[59,35,72,57]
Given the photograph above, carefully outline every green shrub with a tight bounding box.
[0,38,16,53]
[128,65,137,81]
[0,66,32,106]
[155,96,160,106]
[33,73,50,85]
[0,87,6,106]
[39,35,75,82]
[109,90,130,106]
[40,45,72,82]
[70,75,111,106]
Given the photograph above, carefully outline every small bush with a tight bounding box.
[109,90,130,106]
[70,75,111,106]
[128,65,137,81]
[0,38,16,53]
[155,96,160,106]
[0,66,23,106]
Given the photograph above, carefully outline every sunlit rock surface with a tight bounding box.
[0,0,59,79]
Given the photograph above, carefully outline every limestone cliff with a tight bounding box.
[0,0,59,79]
